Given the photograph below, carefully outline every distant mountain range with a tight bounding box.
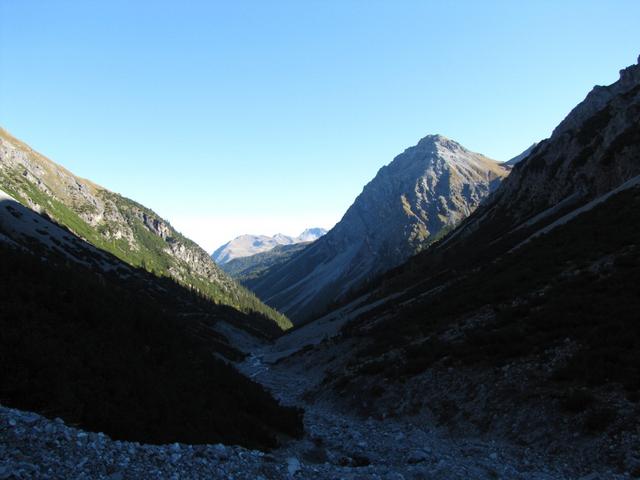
[247,134,509,323]
[212,228,327,264]
[221,242,310,283]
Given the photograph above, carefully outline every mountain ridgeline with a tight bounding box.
[248,135,508,323]
[287,55,640,469]
[212,228,327,265]
[334,55,640,345]
[0,190,303,448]
[221,242,311,283]
[0,129,290,331]
[2,49,639,478]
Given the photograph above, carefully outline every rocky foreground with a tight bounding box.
[0,349,630,480]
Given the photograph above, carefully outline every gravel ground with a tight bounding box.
[1,347,630,479]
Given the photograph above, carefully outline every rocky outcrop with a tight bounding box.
[249,135,508,323]
[449,54,640,242]
[552,55,640,138]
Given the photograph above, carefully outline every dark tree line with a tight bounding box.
[0,242,303,449]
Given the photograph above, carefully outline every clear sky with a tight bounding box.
[1,1,639,252]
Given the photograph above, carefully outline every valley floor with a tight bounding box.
[1,338,629,480]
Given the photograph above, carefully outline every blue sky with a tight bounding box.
[1,1,639,252]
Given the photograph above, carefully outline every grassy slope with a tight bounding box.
[0,130,290,330]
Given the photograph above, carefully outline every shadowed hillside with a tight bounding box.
[0,198,303,449]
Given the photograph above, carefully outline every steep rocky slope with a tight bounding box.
[250,135,508,323]
[0,128,290,330]
[281,56,640,475]
[213,228,326,265]
[0,192,303,449]
[428,55,640,262]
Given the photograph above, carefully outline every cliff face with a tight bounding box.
[471,56,640,232]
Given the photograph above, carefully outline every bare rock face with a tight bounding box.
[463,55,640,234]
[329,135,507,260]
[553,55,640,138]
[248,135,508,323]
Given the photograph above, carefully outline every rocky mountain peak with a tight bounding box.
[414,134,466,154]
[619,54,640,86]
[454,56,640,239]
[272,233,294,244]
[417,133,450,146]
[248,135,508,323]
[377,134,506,203]
[552,54,640,138]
